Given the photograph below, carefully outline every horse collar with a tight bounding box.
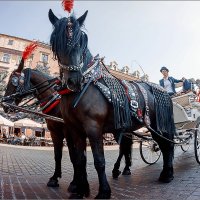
[59,63,82,71]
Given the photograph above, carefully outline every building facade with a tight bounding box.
[108,61,149,81]
[0,33,148,84]
[0,33,149,138]
[0,34,59,77]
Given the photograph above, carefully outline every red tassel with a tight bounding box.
[137,109,142,117]
[62,0,74,13]
[22,41,38,60]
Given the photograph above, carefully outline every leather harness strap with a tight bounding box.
[134,82,151,127]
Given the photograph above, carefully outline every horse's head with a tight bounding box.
[2,41,38,113]
[49,9,90,92]
[3,60,29,113]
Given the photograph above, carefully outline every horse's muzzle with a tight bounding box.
[62,71,84,92]
[67,77,83,92]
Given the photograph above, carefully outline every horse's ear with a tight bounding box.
[16,59,24,73]
[49,9,59,26]
[77,10,88,27]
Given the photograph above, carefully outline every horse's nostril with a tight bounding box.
[68,78,74,86]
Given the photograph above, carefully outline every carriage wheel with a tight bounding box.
[194,119,200,164]
[180,133,192,152]
[139,140,161,165]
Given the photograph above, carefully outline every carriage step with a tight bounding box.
[174,135,192,139]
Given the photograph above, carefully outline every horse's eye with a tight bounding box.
[11,76,19,86]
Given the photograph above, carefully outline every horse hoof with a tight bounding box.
[159,175,174,183]
[122,169,131,175]
[82,183,90,197]
[83,187,90,198]
[68,181,77,193]
[159,168,174,183]
[68,181,90,198]
[47,179,59,187]
[69,193,83,199]
[112,169,121,179]
[95,192,111,199]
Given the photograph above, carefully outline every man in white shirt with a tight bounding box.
[159,66,184,96]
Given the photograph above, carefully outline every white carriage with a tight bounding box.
[140,90,200,164]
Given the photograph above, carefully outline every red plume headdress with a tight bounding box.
[62,0,75,46]
[62,0,74,13]
[16,41,38,73]
[22,41,38,61]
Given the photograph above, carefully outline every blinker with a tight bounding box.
[11,76,19,86]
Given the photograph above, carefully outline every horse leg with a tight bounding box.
[68,132,90,199]
[122,138,132,176]
[152,133,174,183]
[87,126,111,199]
[66,134,89,196]
[66,134,77,193]
[47,134,63,187]
[112,150,123,179]
[113,135,132,177]
[159,141,174,183]
[112,132,124,178]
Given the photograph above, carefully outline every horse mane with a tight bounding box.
[50,15,88,62]
[22,68,53,81]
[32,69,53,80]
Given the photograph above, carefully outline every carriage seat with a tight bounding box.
[172,91,194,107]
[173,102,192,124]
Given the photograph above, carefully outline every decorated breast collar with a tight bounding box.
[83,55,102,82]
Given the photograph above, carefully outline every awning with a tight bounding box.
[0,115,14,126]
[42,123,47,128]
[14,118,42,128]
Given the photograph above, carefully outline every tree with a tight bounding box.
[0,70,8,98]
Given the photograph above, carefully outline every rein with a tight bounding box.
[1,102,64,123]
[119,128,193,145]
[2,70,66,121]
[72,57,100,108]
[2,77,64,122]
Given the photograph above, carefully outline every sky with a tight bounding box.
[1,1,200,83]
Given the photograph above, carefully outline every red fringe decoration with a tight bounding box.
[22,41,38,60]
[42,99,61,114]
[62,0,74,13]
[58,88,72,95]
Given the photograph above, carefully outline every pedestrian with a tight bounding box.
[2,128,7,139]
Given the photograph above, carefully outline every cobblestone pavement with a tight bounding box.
[1,143,200,199]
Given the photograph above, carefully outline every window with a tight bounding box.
[8,39,14,45]
[1,53,11,63]
[40,53,48,63]
[16,56,22,65]
[29,54,33,61]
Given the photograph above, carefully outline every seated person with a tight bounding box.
[182,79,193,93]
[159,66,192,96]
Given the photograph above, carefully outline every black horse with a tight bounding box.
[3,62,132,195]
[48,8,175,199]
[2,64,80,193]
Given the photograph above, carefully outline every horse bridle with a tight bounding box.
[10,71,26,93]
[57,17,89,90]
[59,62,83,71]
[6,70,58,102]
